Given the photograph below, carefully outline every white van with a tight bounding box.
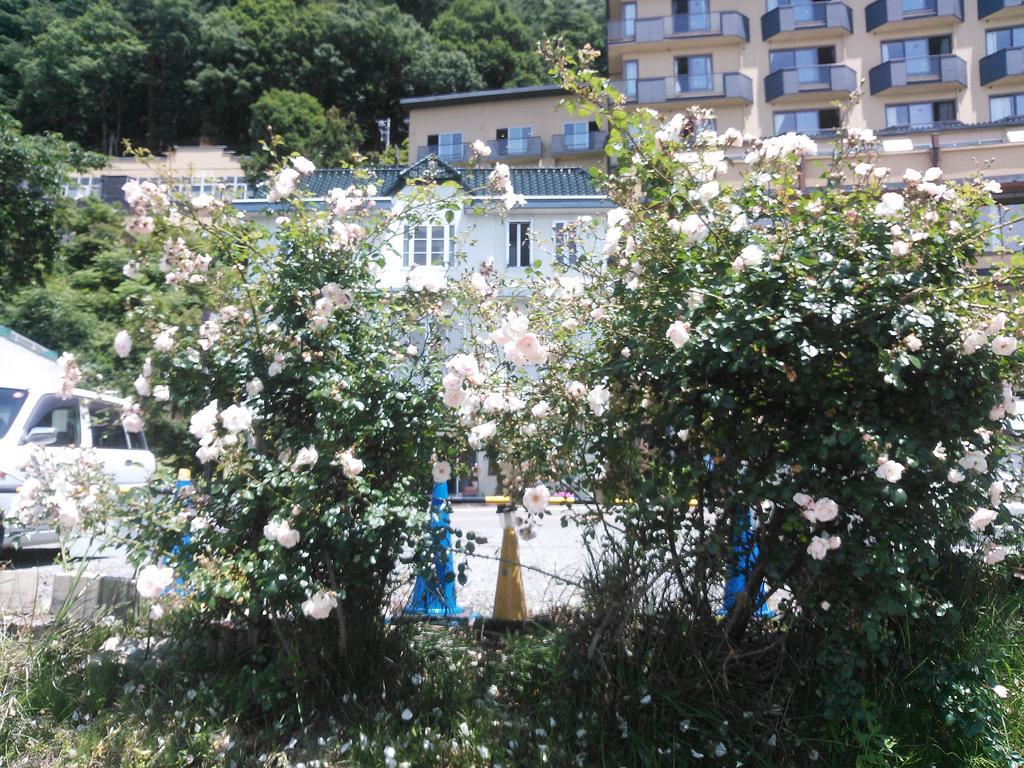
[0,327,155,549]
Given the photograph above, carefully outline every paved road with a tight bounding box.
[1,505,595,619]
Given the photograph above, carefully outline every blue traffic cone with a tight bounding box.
[405,481,472,618]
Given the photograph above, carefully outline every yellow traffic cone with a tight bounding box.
[492,507,528,622]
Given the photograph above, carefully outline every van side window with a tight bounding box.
[25,396,81,447]
[89,403,129,449]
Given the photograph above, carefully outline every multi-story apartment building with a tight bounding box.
[64,145,249,203]
[402,85,608,170]
[605,0,1024,180]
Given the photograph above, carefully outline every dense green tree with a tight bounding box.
[17,1,146,152]
[122,0,203,149]
[320,106,365,167]
[431,0,544,87]
[0,112,101,295]
[0,0,604,157]
[188,0,332,147]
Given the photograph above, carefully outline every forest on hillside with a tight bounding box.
[0,0,605,163]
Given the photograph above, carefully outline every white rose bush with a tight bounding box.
[107,154,474,697]
[430,46,1024,758]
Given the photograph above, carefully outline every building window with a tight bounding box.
[403,223,455,267]
[564,121,590,150]
[497,126,532,155]
[553,221,579,265]
[773,108,840,135]
[991,93,1024,121]
[427,132,463,162]
[508,221,531,267]
[675,55,713,92]
[987,26,1024,54]
[63,176,99,199]
[882,36,950,78]
[673,0,711,32]
[623,60,639,101]
[622,1,636,37]
[901,0,937,14]
[884,100,956,128]
[769,46,836,85]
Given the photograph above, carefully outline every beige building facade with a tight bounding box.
[64,145,248,203]
[402,86,608,169]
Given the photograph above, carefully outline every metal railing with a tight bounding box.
[550,131,609,154]
[865,0,963,30]
[764,64,857,101]
[487,136,543,159]
[980,0,1024,17]
[610,73,753,104]
[416,143,472,162]
[761,2,853,39]
[980,47,1024,85]
[608,11,749,44]
[868,54,967,93]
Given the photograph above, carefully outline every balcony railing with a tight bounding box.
[868,54,967,92]
[979,0,1024,17]
[550,131,609,155]
[487,136,543,159]
[761,2,853,39]
[865,0,963,31]
[610,73,753,104]
[608,11,749,44]
[764,64,857,101]
[980,47,1024,85]
[416,143,472,162]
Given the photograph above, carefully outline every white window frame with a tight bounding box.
[508,220,532,268]
[403,221,456,267]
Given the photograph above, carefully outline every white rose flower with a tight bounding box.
[136,564,174,599]
[902,334,923,352]
[291,156,316,175]
[432,461,452,484]
[246,377,264,397]
[153,385,170,401]
[807,535,830,561]
[219,404,253,434]
[732,244,764,272]
[804,497,839,524]
[959,451,988,474]
[268,353,285,378]
[407,265,445,292]
[302,590,337,620]
[523,484,550,515]
[666,321,690,349]
[874,192,905,217]
[114,330,132,358]
[565,381,587,399]
[947,468,965,483]
[189,400,219,439]
[339,450,364,478]
[969,508,998,531]
[134,375,152,397]
[875,459,905,484]
[992,336,1018,356]
[588,385,611,417]
[984,546,1007,565]
[531,400,550,419]
[292,446,319,469]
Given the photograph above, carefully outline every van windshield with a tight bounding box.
[0,388,28,440]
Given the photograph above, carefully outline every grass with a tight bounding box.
[2,592,1023,767]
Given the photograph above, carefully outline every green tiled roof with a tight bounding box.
[282,156,602,199]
